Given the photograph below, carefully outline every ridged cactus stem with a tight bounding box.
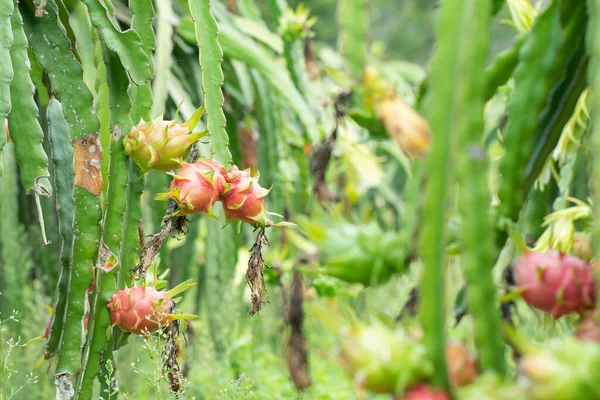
[82,0,151,85]
[419,0,490,390]
[7,1,52,196]
[187,0,232,166]
[0,0,13,177]
[77,46,132,400]
[454,1,507,375]
[586,0,600,310]
[44,99,75,359]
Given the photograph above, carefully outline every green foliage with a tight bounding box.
[498,2,563,223]
[337,0,367,79]
[83,0,152,85]
[20,0,100,138]
[1,0,600,399]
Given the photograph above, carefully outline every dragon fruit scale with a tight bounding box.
[123,106,205,173]
[107,281,194,335]
[155,158,227,216]
[221,166,271,226]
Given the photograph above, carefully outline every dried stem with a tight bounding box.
[162,303,183,396]
[133,143,202,279]
[312,91,350,205]
[247,228,272,316]
[285,268,311,390]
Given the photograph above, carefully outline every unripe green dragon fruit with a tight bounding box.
[298,217,405,286]
[155,158,227,217]
[339,324,433,395]
[107,280,194,335]
[221,166,271,226]
[457,374,527,400]
[519,338,600,400]
[123,106,205,173]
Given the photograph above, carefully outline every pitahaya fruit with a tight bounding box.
[458,373,527,400]
[155,158,227,216]
[446,341,478,387]
[107,281,194,335]
[339,325,433,394]
[401,384,449,400]
[123,106,205,173]
[221,166,271,226]
[519,338,600,399]
[514,250,595,319]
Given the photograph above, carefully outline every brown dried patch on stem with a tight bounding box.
[96,242,118,272]
[247,228,272,316]
[73,133,103,195]
[162,303,183,396]
[286,269,311,390]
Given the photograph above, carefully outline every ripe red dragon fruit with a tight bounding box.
[401,384,449,400]
[123,106,205,173]
[155,158,227,216]
[221,166,271,226]
[107,281,194,335]
[514,250,596,319]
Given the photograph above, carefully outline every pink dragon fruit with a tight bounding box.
[221,166,270,226]
[155,158,227,216]
[401,384,449,400]
[123,107,205,173]
[514,250,596,319]
[107,281,194,335]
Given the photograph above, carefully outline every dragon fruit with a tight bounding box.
[155,158,227,216]
[107,281,194,335]
[339,324,433,394]
[401,384,449,400]
[446,341,478,387]
[221,166,271,226]
[458,373,527,400]
[123,106,205,173]
[514,250,595,319]
[519,338,600,399]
